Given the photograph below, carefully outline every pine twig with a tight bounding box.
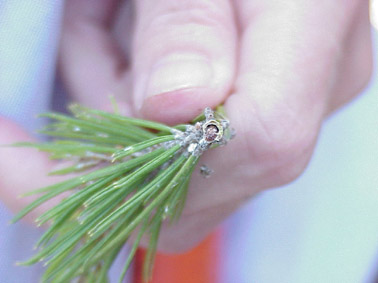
[12,105,234,282]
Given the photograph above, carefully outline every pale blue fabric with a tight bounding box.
[0,1,63,282]
[0,0,63,128]
[222,31,378,283]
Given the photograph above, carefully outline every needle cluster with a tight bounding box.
[12,104,232,282]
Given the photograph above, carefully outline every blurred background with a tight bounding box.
[0,1,377,283]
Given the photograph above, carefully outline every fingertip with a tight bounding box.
[140,88,224,124]
[0,116,33,144]
[132,1,236,125]
[0,117,65,217]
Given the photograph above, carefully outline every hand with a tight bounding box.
[0,0,372,251]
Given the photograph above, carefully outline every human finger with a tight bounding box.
[326,1,372,113]
[59,0,132,113]
[0,117,66,222]
[132,0,237,124]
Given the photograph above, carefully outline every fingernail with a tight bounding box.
[145,53,213,99]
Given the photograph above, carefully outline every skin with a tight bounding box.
[0,0,373,252]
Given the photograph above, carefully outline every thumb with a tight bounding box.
[132,0,237,124]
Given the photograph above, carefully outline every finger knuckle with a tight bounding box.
[239,109,317,188]
[265,120,316,186]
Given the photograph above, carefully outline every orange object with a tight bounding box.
[133,231,220,283]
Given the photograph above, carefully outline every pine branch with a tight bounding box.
[12,105,233,282]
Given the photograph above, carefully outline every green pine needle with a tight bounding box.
[12,104,233,282]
